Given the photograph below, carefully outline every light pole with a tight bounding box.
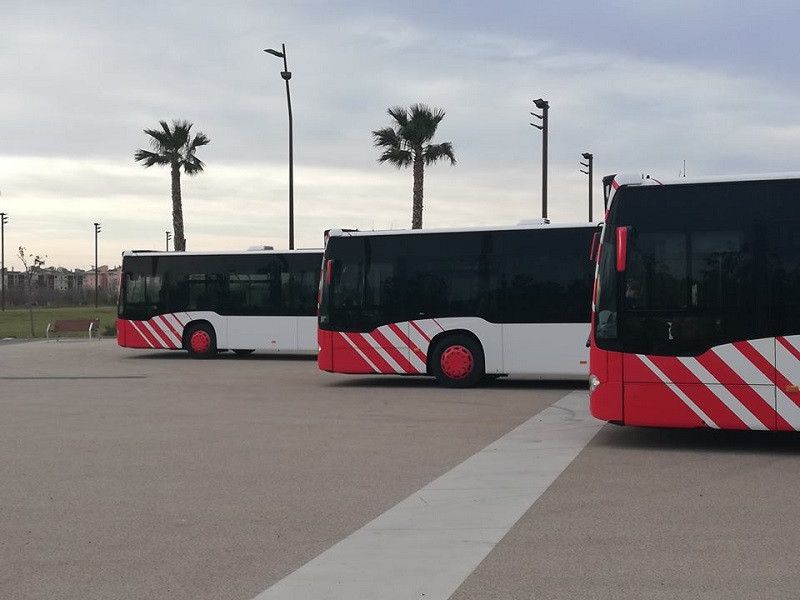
[530,98,549,219]
[166,231,172,252]
[580,152,594,222]
[1,211,7,311]
[264,44,294,249]
[93,222,101,308]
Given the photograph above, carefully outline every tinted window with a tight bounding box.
[405,232,494,320]
[499,228,594,323]
[119,252,321,319]
[321,227,594,331]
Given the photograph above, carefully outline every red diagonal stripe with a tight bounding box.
[389,323,427,367]
[143,319,172,348]
[157,314,183,343]
[353,333,395,373]
[370,328,416,374]
[337,332,390,373]
[133,320,162,348]
[152,316,180,349]
[409,320,432,342]
[736,339,800,422]
[696,349,781,430]
[648,355,748,429]
[778,336,800,363]
[733,341,776,383]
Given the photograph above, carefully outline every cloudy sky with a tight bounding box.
[2,0,798,269]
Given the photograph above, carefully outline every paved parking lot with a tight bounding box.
[3,340,800,600]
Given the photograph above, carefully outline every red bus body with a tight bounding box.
[590,173,800,430]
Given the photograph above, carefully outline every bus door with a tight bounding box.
[769,219,800,431]
[226,270,299,351]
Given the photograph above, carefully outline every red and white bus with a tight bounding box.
[318,222,598,387]
[117,248,322,358]
[590,172,800,430]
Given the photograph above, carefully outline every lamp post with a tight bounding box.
[580,152,594,222]
[530,98,549,219]
[166,231,172,252]
[93,222,101,308]
[264,44,294,250]
[1,211,7,311]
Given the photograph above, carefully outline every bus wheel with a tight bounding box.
[186,324,217,359]
[233,349,255,356]
[431,335,484,388]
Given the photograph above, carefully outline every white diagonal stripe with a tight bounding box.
[340,333,380,373]
[360,332,405,374]
[415,319,445,340]
[153,315,181,348]
[129,321,154,348]
[379,326,425,373]
[142,320,170,348]
[638,355,719,428]
[251,390,603,600]
[407,322,432,356]
[713,343,773,386]
[163,313,187,337]
[677,357,766,430]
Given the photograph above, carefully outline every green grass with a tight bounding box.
[0,306,118,339]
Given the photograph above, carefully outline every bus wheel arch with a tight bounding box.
[428,330,485,388]
[184,321,218,358]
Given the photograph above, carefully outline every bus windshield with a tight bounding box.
[595,182,770,356]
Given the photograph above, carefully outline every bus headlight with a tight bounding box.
[589,374,600,395]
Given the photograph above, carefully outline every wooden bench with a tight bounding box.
[46,318,101,341]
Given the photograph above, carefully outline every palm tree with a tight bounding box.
[134,119,210,251]
[372,104,456,229]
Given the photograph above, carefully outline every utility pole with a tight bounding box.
[530,99,550,219]
[1,211,7,311]
[93,222,101,308]
[580,152,594,222]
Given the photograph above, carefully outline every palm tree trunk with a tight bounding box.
[171,163,186,251]
[412,150,425,229]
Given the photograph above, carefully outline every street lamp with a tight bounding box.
[530,98,549,219]
[93,222,101,308]
[1,211,7,311]
[580,152,594,222]
[264,43,294,250]
[166,231,172,252]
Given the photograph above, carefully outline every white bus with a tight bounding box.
[117,248,321,358]
[318,222,597,386]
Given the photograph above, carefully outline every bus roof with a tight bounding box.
[612,171,800,189]
[121,248,322,257]
[326,221,600,239]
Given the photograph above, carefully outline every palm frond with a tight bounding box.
[377,147,413,168]
[134,149,171,167]
[423,142,456,166]
[386,106,408,128]
[183,155,206,176]
[372,127,402,149]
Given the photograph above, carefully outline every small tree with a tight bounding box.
[18,247,46,337]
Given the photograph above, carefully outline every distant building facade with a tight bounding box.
[1,265,121,306]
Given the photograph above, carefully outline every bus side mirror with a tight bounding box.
[325,259,334,285]
[590,232,600,261]
[616,226,630,272]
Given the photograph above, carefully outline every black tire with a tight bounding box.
[185,323,217,359]
[430,334,485,388]
[232,349,255,356]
